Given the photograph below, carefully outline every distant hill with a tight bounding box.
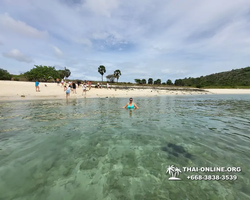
[174,67,250,88]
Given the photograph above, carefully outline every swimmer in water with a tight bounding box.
[123,98,139,109]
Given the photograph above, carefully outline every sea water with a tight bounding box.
[0,95,249,200]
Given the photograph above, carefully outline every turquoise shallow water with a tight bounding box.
[0,95,250,200]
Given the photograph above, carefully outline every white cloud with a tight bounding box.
[1,0,250,81]
[91,32,109,40]
[2,49,33,63]
[73,38,92,47]
[0,13,48,39]
[52,46,63,57]
[82,0,119,17]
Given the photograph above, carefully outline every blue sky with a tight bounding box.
[1,0,250,82]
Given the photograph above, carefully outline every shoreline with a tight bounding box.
[0,81,250,101]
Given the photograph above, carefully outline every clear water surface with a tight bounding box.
[0,95,250,200]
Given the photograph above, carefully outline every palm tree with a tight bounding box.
[174,167,181,177]
[166,165,175,177]
[98,65,106,82]
[114,69,121,82]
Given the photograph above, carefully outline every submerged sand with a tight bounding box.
[0,81,249,101]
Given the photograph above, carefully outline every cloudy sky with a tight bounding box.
[1,0,250,82]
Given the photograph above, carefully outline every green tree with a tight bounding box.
[154,79,161,85]
[174,79,184,86]
[98,65,106,82]
[114,69,121,82]
[58,70,66,79]
[0,68,12,80]
[106,74,115,83]
[141,79,147,84]
[167,79,173,85]
[134,79,141,84]
[24,65,60,82]
[64,67,71,79]
[148,78,153,84]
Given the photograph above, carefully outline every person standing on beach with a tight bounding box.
[35,81,40,92]
[61,79,64,87]
[82,82,87,96]
[66,85,71,99]
[69,82,73,92]
[89,81,91,90]
[77,81,81,88]
[107,83,109,89]
[72,82,77,94]
[123,98,139,109]
[64,81,67,91]
[56,78,60,86]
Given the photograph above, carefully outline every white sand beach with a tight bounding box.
[205,89,250,94]
[0,81,250,101]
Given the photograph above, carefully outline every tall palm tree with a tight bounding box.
[174,167,181,177]
[98,65,106,82]
[114,69,121,82]
[166,165,175,177]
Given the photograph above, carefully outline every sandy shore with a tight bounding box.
[0,81,249,101]
[205,89,250,94]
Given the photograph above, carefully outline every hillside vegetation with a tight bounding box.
[174,67,250,88]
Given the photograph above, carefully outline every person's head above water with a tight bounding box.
[123,98,139,109]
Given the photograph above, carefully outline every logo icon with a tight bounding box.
[166,165,182,180]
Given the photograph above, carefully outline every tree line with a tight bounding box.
[0,65,71,82]
[174,67,250,87]
[134,78,173,85]
[24,65,71,81]
[98,65,122,83]
[1,65,250,87]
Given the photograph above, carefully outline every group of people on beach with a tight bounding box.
[34,80,138,109]
[62,80,112,99]
[64,81,90,99]
[63,80,138,109]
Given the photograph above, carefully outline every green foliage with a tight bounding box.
[114,69,121,82]
[11,74,26,81]
[24,65,65,82]
[175,67,250,87]
[154,79,161,85]
[58,70,65,79]
[141,79,147,84]
[174,79,184,86]
[134,79,142,84]
[167,79,173,85]
[106,74,115,83]
[64,67,71,79]
[148,78,153,84]
[0,68,12,80]
[98,65,106,82]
